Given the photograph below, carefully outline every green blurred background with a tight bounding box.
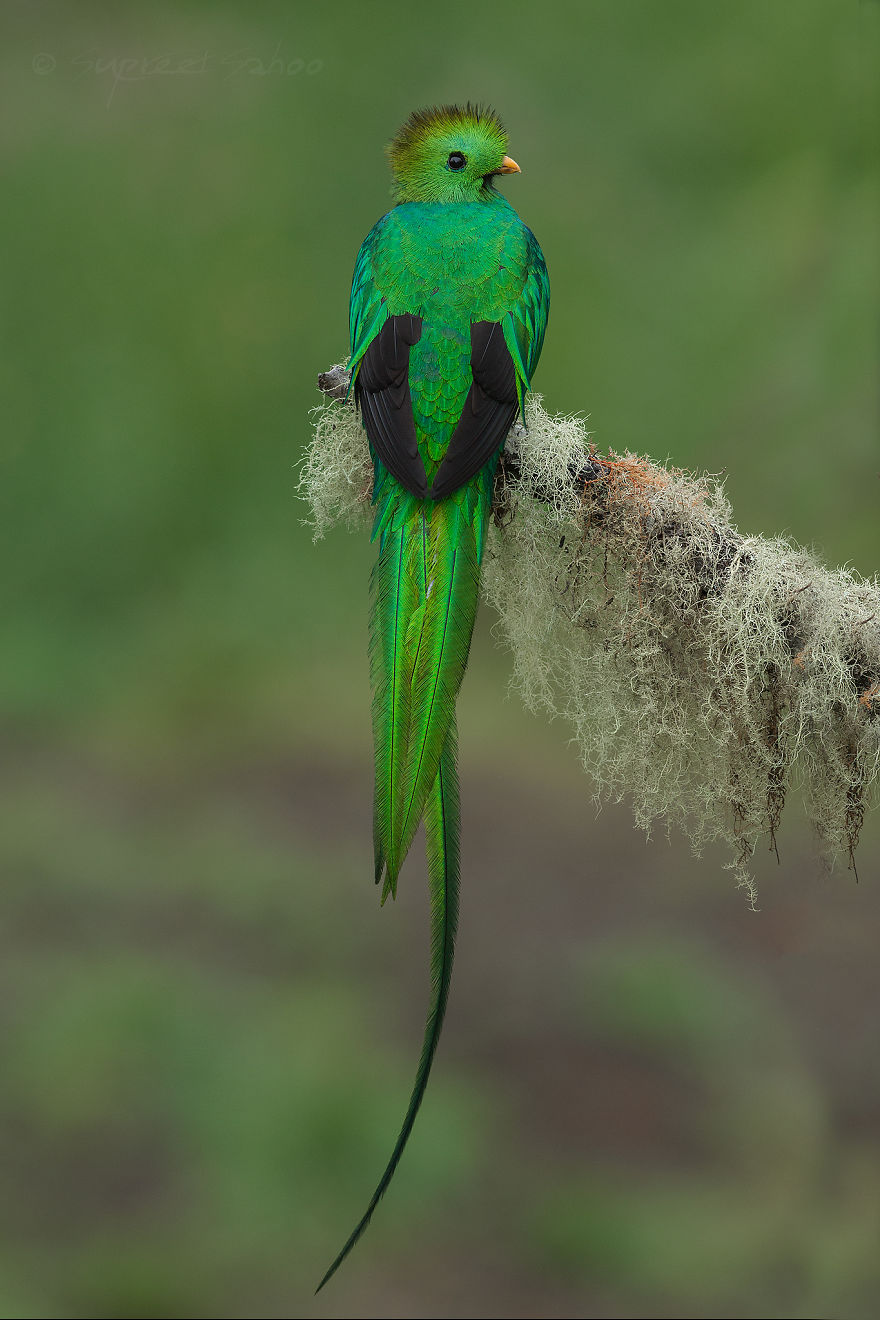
[2,1,878,1315]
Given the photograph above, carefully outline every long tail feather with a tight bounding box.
[391,500,480,877]
[315,720,461,1294]
[369,522,420,896]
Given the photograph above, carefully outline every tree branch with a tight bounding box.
[308,365,878,900]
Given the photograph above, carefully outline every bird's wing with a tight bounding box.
[356,313,428,499]
[349,218,390,376]
[500,224,550,419]
[349,220,429,498]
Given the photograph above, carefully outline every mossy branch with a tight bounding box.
[302,365,879,904]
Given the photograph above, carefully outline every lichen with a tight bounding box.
[298,370,373,537]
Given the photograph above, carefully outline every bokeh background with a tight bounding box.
[2,1,878,1316]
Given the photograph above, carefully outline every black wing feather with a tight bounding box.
[428,321,518,500]
[355,314,427,498]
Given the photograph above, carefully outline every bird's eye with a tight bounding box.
[447,152,467,171]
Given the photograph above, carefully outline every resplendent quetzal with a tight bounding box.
[317,104,549,1291]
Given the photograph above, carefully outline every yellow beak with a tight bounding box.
[496,155,521,174]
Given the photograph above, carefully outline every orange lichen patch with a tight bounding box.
[586,447,718,531]
[859,681,880,711]
[792,649,807,670]
[606,453,670,490]
[588,450,672,507]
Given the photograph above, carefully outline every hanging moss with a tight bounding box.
[301,369,879,904]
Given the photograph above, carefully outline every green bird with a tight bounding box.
[317,104,549,1291]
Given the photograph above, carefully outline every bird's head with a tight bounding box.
[386,103,520,204]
